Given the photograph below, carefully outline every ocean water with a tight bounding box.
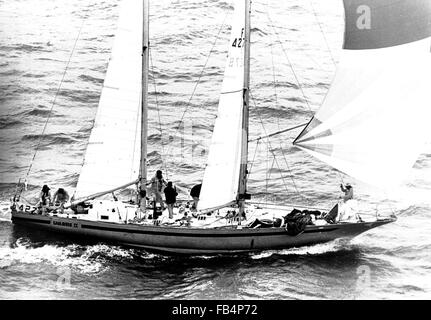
[0,0,430,299]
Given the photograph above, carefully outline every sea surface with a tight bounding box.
[1,0,431,299]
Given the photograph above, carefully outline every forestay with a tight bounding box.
[198,1,246,211]
[294,0,431,188]
[74,0,143,199]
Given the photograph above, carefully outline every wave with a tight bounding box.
[250,241,349,260]
[78,74,103,85]
[0,118,24,129]
[57,88,100,104]
[251,27,268,37]
[148,133,162,142]
[21,133,78,146]
[211,0,233,10]
[251,104,311,120]
[0,68,24,77]
[146,69,172,80]
[149,90,171,98]
[0,201,12,221]
[0,234,164,273]
[0,241,102,273]
[255,80,302,90]
[0,44,42,53]
[315,82,331,88]
[23,106,61,118]
[22,72,46,79]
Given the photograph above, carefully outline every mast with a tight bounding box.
[139,0,149,201]
[238,0,251,213]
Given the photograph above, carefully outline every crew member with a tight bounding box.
[148,170,167,212]
[53,188,70,206]
[190,183,202,210]
[164,182,178,219]
[39,185,52,207]
[340,183,353,202]
[137,185,147,217]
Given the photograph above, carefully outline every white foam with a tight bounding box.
[251,240,349,259]
[0,200,12,221]
[0,241,132,274]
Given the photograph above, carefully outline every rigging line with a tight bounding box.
[249,92,295,197]
[268,21,284,163]
[296,2,345,187]
[24,17,87,187]
[267,157,276,205]
[254,9,309,203]
[262,0,325,72]
[278,142,311,204]
[268,37,278,204]
[309,0,337,67]
[271,30,311,204]
[299,148,346,187]
[265,144,273,204]
[268,146,294,197]
[247,139,260,178]
[265,142,268,203]
[163,10,229,162]
[264,8,312,112]
[250,91,309,203]
[18,196,38,207]
[268,21,310,203]
[149,48,169,179]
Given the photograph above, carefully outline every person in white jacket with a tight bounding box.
[340,183,354,202]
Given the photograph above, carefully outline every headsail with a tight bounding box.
[198,1,246,211]
[294,0,431,188]
[74,0,143,199]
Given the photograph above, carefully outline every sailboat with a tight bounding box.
[11,0,430,255]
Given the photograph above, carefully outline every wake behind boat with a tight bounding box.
[10,0,431,255]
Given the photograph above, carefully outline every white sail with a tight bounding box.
[198,1,246,211]
[294,0,431,188]
[74,0,143,199]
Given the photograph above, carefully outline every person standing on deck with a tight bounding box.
[338,183,359,222]
[137,185,147,217]
[164,182,178,219]
[190,183,202,211]
[340,183,353,202]
[38,185,52,214]
[148,170,167,211]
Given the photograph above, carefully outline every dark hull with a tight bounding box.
[11,212,395,255]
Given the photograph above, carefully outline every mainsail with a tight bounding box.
[74,0,143,199]
[198,1,246,211]
[294,0,431,188]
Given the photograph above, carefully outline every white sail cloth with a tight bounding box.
[74,0,143,199]
[198,1,246,211]
[294,0,431,189]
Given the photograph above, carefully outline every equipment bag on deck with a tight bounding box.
[284,210,312,236]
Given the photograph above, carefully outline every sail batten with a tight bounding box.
[294,0,431,189]
[197,1,246,212]
[74,0,143,199]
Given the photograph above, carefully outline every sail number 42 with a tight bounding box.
[232,28,245,48]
